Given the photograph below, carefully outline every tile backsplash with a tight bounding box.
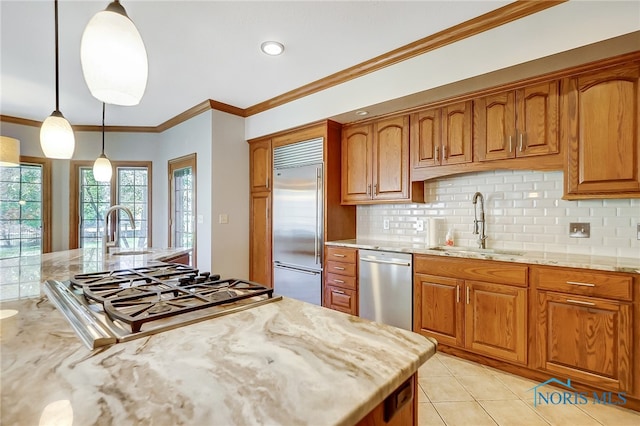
[356,170,640,259]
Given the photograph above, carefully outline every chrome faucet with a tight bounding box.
[472,192,487,249]
[103,205,136,254]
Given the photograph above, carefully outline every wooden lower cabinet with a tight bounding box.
[249,192,272,287]
[413,256,528,365]
[324,285,357,315]
[357,374,416,426]
[535,291,632,392]
[324,246,358,315]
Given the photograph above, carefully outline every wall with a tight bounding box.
[155,112,212,268]
[245,1,640,139]
[357,170,640,259]
[210,110,249,278]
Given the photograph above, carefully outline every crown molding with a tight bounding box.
[1,0,566,133]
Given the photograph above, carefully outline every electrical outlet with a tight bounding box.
[416,220,424,232]
[383,219,390,230]
[569,222,590,238]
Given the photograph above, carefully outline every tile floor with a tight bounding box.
[417,353,640,426]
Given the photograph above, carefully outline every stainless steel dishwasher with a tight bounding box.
[358,249,413,331]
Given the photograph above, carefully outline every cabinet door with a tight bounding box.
[465,280,527,364]
[249,140,272,192]
[410,109,441,168]
[372,115,411,200]
[474,91,516,161]
[565,63,640,197]
[516,81,559,157]
[324,284,357,315]
[441,101,473,165]
[414,274,464,348]
[536,291,632,392]
[249,192,272,287]
[341,124,372,203]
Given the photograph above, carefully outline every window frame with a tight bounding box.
[168,153,197,266]
[69,160,152,249]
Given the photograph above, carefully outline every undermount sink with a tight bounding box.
[111,250,152,256]
[428,246,524,256]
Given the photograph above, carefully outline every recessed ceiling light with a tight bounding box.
[355,110,369,116]
[261,41,284,56]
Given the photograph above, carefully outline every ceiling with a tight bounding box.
[0,0,513,127]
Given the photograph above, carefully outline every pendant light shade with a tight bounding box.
[81,1,148,106]
[41,111,75,159]
[40,0,75,160]
[0,136,20,167]
[93,103,113,182]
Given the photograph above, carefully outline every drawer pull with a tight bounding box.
[333,279,345,284]
[332,253,346,258]
[456,285,460,303]
[333,266,345,271]
[566,299,596,306]
[566,281,596,287]
[333,289,345,295]
[466,286,470,305]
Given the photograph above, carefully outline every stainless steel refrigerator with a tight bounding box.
[272,138,324,305]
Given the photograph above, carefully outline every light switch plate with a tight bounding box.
[218,214,229,224]
[383,219,390,230]
[416,220,424,232]
[569,222,590,238]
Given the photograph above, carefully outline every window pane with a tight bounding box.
[79,168,111,249]
[0,163,43,260]
[117,167,149,249]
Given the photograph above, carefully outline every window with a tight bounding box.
[0,156,51,258]
[169,154,196,265]
[70,161,152,250]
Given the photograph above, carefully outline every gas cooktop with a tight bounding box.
[43,263,280,349]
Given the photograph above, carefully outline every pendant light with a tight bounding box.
[40,0,75,159]
[93,103,113,182]
[0,137,20,167]
[81,0,148,106]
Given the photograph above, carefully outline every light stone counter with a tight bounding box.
[327,239,640,274]
[0,247,191,300]
[0,296,436,425]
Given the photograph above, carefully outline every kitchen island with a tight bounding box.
[1,248,436,425]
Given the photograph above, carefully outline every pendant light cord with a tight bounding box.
[54,0,60,112]
[101,103,106,155]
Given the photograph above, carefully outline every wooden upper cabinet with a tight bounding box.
[565,62,640,198]
[341,123,372,203]
[249,139,272,193]
[372,115,411,200]
[342,115,420,204]
[475,80,558,162]
[441,101,473,165]
[411,101,472,168]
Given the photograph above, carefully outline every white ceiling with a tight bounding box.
[0,0,512,127]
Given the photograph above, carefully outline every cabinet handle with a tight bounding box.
[566,281,596,287]
[456,285,460,303]
[519,133,525,152]
[333,279,345,284]
[435,146,439,161]
[466,286,470,304]
[332,253,346,258]
[508,136,513,153]
[333,289,345,295]
[373,184,378,195]
[367,184,371,195]
[442,145,447,160]
[566,299,596,306]
[266,176,270,189]
[333,266,345,271]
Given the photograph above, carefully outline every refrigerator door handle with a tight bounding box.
[274,262,321,275]
[315,166,323,265]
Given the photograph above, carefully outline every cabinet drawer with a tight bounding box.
[325,273,356,291]
[325,285,357,315]
[326,247,357,264]
[326,260,357,277]
[414,255,528,287]
[532,267,632,301]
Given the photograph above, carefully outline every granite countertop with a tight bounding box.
[326,239,640,274]
[0,247,191,300]
[1,296,436,425]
